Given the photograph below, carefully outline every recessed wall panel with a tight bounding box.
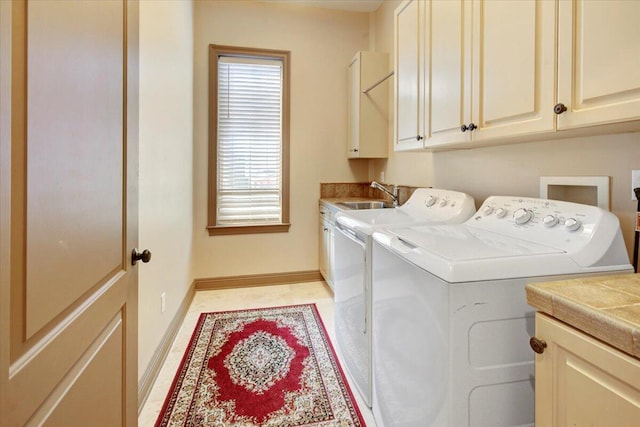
[482,1,536,124]
[41,318,123,427]
[580,2,640,103]
[25,0,124,338]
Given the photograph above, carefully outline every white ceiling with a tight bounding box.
[259,0,384,13]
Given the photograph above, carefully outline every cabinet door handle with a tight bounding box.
[460,123,477,132]
[416,135,423,141]
[529,336,547,354]
[553,103,567,115]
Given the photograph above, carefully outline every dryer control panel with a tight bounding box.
[400,188,476,222]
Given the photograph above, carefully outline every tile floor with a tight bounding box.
[138,281,377,426]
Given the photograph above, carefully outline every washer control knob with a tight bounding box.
[564,218,581,232]
[495,208,507,218]
[426,195,438,207]
[542,215,559,228]
[439,199,448,207]
[482,206,494,216]
[514,208,533,225]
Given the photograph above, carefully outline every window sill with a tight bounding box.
[207,223,291,236]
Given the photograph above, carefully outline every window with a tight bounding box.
[208,45,290,236]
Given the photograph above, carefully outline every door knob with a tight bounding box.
[529,336,547,354]
[131,248,152,265]
[553,103,567,114]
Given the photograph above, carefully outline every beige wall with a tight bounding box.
[138,1,194,379]
[193,1,371,279]
[372,0,640,260]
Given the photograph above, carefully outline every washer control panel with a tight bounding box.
[467,196,619,252]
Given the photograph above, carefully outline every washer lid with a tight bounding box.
[372,225,606,282]
[389,224,563,261]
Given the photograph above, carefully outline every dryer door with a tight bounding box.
[333,224,371,406]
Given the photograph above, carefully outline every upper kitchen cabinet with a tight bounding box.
[470,0,557,143]
[394,0,424,151]
[395,0,639,151]
[348,51,389,158]
[424,0,556,149]
[556,0,640,129]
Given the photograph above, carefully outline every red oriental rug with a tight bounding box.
[155,304,366,426]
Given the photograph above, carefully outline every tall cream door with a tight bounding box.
[348,54,362,157]
[471,0,556,141]
[394,0,424,151]
[557,0,640,129]
[0,1,140,426]
[423,0,471,147]
[347,51,388,159]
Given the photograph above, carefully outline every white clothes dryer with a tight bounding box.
[370,196,633,427]
[333,188,476,407]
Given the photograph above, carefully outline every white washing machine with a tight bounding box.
[333,188,476,407]
[371,196,633,427]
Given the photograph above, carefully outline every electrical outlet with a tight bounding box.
[632,170,640,201]
[161,292,166,313]
[380,171,385,182]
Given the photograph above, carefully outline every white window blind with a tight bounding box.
[217,55,283,225]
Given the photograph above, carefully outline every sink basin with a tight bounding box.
[337,201,394,210]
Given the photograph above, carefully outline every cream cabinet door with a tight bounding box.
[319,207,334,290]
[557,0,640,130]
[0,1,139,425]
[425,0,555,148]
[424,0,471,148]
[534,313,640,427]
[471,0,556,142]
[348,54,361,157]
[325,223,334,291]
[319,219,329,281]
[394,0,424,151]
[348,52,389,158]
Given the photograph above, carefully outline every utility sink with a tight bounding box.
[337,201,394,210]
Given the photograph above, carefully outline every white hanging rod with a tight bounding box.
[362,71,394,94]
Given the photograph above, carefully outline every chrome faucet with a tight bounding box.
[370,181,399,207]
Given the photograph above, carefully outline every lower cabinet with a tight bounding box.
[533,313,640,426]
[319,204,335,291]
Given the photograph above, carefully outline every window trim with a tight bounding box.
[207,44,291,236]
